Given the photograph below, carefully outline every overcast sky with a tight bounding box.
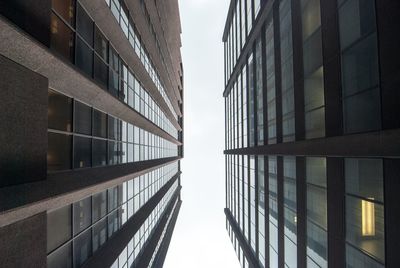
[163,0,240,267]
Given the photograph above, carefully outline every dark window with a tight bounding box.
[48,89,73,132]
[73,136,91,168]
[108,141,119,165]
[76,37,93,77]
[92,218,107,253]
[108,116,118,140]
[47,205,72,253]
[73,229,92,267]
[74,101,92,135]
[48,132,72,171]
[76,3,93,46]
[94,55,108,86]
[107,210,119,238]
[93,110,107,138]
[73,197,92,235]
[108,46,119,96]
[92,191,107,223]
[108,186,119,212]
[50,13,74,62]
[92,139,107,167]
[47,242,72,268]
[52,0,75,26]
[94,26,108,61]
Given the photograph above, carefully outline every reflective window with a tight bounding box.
[48,132,72,171]
[258,156,265,266]
[50,13,75,62]
[73,197,92,235]
[94,54,108,86]
[47,242,72,268]
[306,157,327,267]
[76,3,93,46]
[338,0,381,133]
[255,37,264,145]
[48,89,73,132]
[284,156,297,267]
[73,229,92,267]
[94,26,108,61]
[52,0,75,26]
[269,156,279,268]
[92,191,107,223]
[47,206,72,253]
[73,136,91,168]
[76,37,93,77]
[93,110,107,138]
[248,54,255,147]
[345,158,385,265]
[266,18,276,144]
[280,0,295,142]
[92,218,107,253]
[74,101,92,135]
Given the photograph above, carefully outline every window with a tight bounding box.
[108,141,119,165]
[280,0,295,142]
[93,110,107,138]
[47,242,72,268]
[48,132,72,171]
[266,18,276,144]
[255,37,264,145]
[345,158,385,266]
[338,0,381,134]
[50,13,75,62]
[76,3,93,46]
[269,156,279,268]
[76,37,93,77]
[92,191,107,223]
[48,89,72,132]
[74,101,92,135]
[92,218,107,253]
[52,0,75,26]
[109,46,119,97]
[73,197,92,235]
[94,26,108,61]
[94,54,108,86]
[108,116,119,140]
[47,205,72,253]
[284,156,297,268]
[73,136,91,168]
[92,139,107,167]
[248,54,255,147]
[306,157,327,267]
[258,156,266,266]
[73,229,92,267]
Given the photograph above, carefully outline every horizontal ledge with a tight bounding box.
[0,157,182,227]
[224,128,400,157]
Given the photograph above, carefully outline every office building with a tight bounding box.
[223,0,400,267]
[0,0,183,267]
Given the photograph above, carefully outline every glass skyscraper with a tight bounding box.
[223,0,400,267]
[0,0,184,267]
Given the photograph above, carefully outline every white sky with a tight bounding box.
[163,0,240,267]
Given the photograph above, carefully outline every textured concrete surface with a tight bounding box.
[0,54,48,188]
[0,212,46,268]
[0,17,182,143]
[0,156,181,228]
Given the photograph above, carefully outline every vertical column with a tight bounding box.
[384,158,400,267]
[296,157,306,268]
[320,0,342,137]
[376,1,400,130]
[327,157,345,267]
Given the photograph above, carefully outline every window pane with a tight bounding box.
[301,0,321,40]
[47,205,72,253]
[48,89,72,132]
[76,3,93,46]
[47,242,72,268]
[306,157,326,187]
[94,26,108,61]
[346,244,384,268]
[74,101,92,135]
[73,229,92,267]
[108,116,118,140]
[108,141,119,165]
[92,191,107,223]
[92,218,107,253]
[108,210,119,238]
[50,13,74,62]
[343,88,381,133]
[73,136,91,168]
[305,107,325,139]
[346,196,385,262]
[94,55,108,86]
[48,132,72,171]
[76,37,93,77]
[73,197,91,235]
[345,158,383,202]
[93,110,107,138]
[303,28,323,76]
[52,0,75,26]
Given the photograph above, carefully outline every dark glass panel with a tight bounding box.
[92,218,107,253]
[76,37,93,77]
[73,229,92,267]
[47,205,72,253]
[74,101,92,135]
[73,197,91,235]
[76,3,93,45]
[47,242,72,268]
[92,190,107,223]
[48,132,72,171]
[93,110,107,138]
[108,141,118,164]
[92,139,107,167]
[94,26,108,61]
[52,0,75,26]
[50,14,74,62]
[73,136,91,168]
[94,55,108,87]
[48,90,73,132]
